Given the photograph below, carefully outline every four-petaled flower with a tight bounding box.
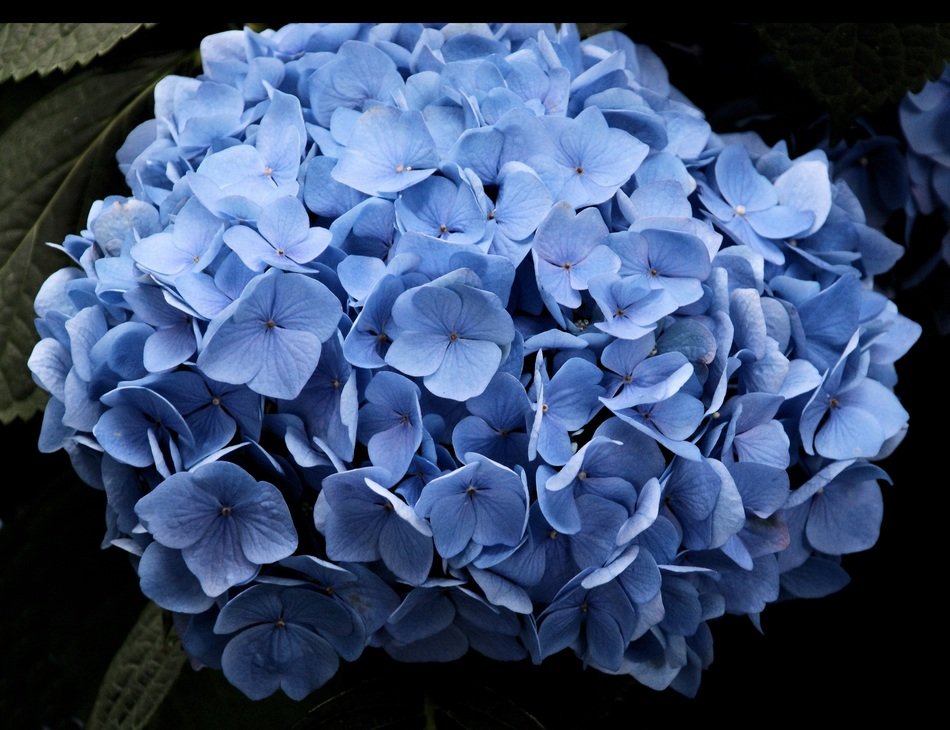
[197,268,341,400]
[385,281,515,401]
[135,461,298,596]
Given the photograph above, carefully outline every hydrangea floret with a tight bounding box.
[28,22,920,700]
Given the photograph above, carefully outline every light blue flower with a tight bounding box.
[332,105,439,195]
[309,40,406,127]
[414,453,529,562]
[135,461,297,596]
[142,369,262,467]
[357,371,424,480]
[531,106,649,208]
[532,203,619,310]
[123,284,199,373]
[215,584,356,700]
[799,336,909,460]
[785,459,890,555]
[93,384,193,474]
[223,195,331,272]
[197,269,341,399]
[451,372,532,468]
[700,144,814,263]
[385,280,515,400]
[528,353,605,466]
[186,144,298,223]
[314,468,433,585]
[394,174,487,245]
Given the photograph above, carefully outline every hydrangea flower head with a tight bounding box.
[27,22,918,702]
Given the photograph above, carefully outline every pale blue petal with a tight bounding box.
[780,555,851,599]
[321,495,387,562]
[814,405,886,459]
[807,479,883,554]
[774,160,832,235]
[469,567,533,614]
[715,144,776,211]
[332,106,438,195]
[378,515,434,585]
[384,332,447,376]
[494,162,554,241]
[424,339,501,401]
[222,623,339,700]
[182,519,260,596]
[745,205,813,239]
[838,379,908,438]
[139,542,216,612]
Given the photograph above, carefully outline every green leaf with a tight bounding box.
[0,51,190,425]
[87,602,187,730]
[757,23,950,132]
[0,23,151,82]
[0,419,147,728]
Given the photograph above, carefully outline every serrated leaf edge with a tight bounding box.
[0,52,188,425]
[0,23,154,83]
[86,601,186,730]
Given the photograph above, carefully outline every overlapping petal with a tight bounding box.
[26,21,920,702]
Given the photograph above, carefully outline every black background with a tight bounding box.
[0,22,945,728]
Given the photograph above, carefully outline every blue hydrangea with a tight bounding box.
[29,22,920,701]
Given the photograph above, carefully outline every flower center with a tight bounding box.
[220,506,232,517]
[395,163,414,173]
[734,204,747,216]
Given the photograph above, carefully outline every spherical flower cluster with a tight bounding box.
[28,22,920,700]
